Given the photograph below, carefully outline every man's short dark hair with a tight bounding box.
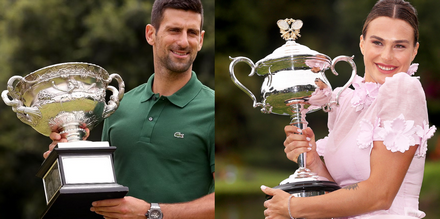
[151,0,204,31]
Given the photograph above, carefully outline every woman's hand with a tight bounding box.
[283,126,319,168]
[261,185,291,219]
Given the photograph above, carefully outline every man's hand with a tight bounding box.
[43,128,90,159]
[43,132,68,159]
[90,196,149,219]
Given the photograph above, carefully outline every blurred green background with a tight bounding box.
[215,0,440,218]
[0,0,214,218]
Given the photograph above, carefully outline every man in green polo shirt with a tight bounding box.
[101,70,214,204]
[45,0,214,218]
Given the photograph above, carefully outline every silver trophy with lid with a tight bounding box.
[2,62,128,219]
[229,19,357,199]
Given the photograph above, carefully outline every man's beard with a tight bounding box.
[160,51,196,74]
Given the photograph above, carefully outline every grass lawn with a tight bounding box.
[216,158,440,218]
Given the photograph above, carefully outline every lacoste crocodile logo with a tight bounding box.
[174,132,184,139]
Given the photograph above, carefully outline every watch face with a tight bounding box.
[150,209,162,219]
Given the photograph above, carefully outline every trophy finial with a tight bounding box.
[277,18,303,41]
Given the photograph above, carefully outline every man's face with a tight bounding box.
[147,8,204,74]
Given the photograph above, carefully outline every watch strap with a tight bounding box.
[146,203,163,219]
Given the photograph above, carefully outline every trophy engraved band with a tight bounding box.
[229,18,358,216]
[2,62,128,218]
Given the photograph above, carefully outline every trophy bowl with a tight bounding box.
[2,62,125,141]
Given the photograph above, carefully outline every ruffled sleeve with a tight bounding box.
[309,87,332,107]
[369,73,436,157]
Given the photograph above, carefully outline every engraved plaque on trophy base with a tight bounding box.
[36,142,128,219]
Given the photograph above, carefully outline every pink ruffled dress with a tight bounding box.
[316,64,436,218]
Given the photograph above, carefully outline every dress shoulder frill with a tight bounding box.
[357,72,436,157]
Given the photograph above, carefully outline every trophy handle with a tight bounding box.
[324,55,357,112]
[103,73,125,118]
[229,56,263,108]
[2,76,42,126]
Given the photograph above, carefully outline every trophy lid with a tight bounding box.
[254,18,331,76]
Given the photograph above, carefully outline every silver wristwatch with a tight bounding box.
[146,203,163,219]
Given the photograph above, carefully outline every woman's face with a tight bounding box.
[360,16,419,84]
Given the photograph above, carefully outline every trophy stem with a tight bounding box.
[285,100,321,181]
[277,100,340,197]
[60,122,86,142]
[288,101,307,169]
[50,112,88,142]
[289,103,304,128]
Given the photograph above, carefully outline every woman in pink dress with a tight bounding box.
[261,0,436,218]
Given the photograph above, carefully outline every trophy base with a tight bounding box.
[36,142,129,219]
[266,180,339,219]
[40,184,128,219]
[266,168,340,199]
[270,180,340,198]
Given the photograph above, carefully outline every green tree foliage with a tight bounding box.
[0,0,214,218]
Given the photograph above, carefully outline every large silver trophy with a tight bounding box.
[2,62,128,219]
[229,19,357,201]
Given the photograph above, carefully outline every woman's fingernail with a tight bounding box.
[306,137,311,141]
[307,147,312,151]
[297,129,302,133]
[261,185,267,190]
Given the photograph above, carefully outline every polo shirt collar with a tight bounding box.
[141,71,202,108]
[141,75,156,103]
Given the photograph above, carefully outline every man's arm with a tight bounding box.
[91,173,215,219]
[159,192,214,219]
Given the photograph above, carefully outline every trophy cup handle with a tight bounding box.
[103,73,125,118]
[325,55,357,112]
[2,76,42,126]
[229,56,263,108]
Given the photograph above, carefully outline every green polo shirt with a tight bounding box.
[102,72,214,203]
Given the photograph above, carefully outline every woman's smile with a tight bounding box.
[375,63,397,73]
